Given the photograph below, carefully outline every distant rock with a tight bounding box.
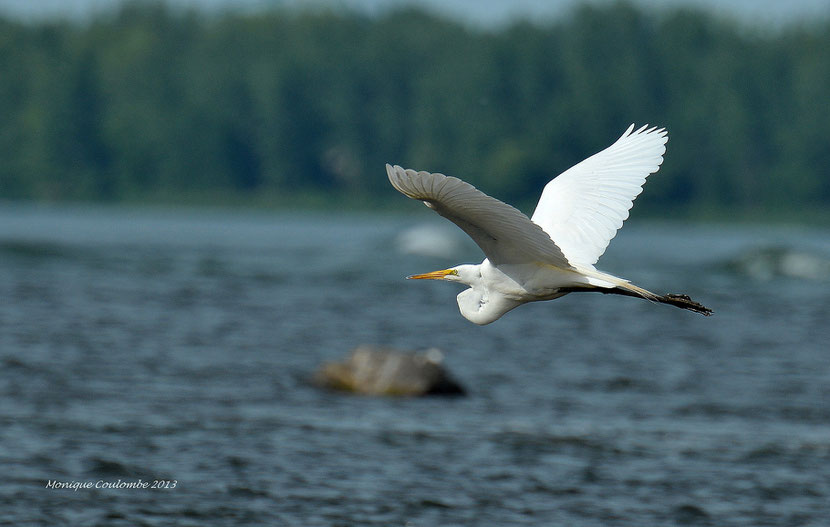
[315,346,466,397]
[395,224,463,258]
[727,246,830,281]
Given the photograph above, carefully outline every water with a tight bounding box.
[1,204,829,526]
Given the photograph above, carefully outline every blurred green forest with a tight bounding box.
[1,2,829,217]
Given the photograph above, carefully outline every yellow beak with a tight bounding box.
[407,268,457,280]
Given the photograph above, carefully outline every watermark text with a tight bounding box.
[45,479,177,491]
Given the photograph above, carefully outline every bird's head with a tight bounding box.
[408,263,517,325]
[407,264,479,286]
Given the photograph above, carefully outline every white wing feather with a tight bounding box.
[530,124,668,267]
[387,164,572,269]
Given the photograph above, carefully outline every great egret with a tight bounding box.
[387,124,712,325]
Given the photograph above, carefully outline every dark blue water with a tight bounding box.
[1,204,829,526]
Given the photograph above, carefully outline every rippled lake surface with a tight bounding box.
[1,204,829,526]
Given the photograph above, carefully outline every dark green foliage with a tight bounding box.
[0,3,828,214]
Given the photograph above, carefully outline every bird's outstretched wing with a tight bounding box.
[387,164,572,268]
[530,124,668,267]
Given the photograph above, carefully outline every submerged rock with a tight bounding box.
[673,503,710,524]
[315,346,466,397]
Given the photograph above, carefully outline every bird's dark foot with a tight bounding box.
[662,293,713,316]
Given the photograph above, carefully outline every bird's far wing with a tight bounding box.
[387,164,572,268]
[530,124,668,267]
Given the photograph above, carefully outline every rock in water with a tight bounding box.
[315,346,466,397]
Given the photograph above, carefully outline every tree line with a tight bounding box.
[1,2,828,216]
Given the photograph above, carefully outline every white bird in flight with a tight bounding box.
[387,124,712,325]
